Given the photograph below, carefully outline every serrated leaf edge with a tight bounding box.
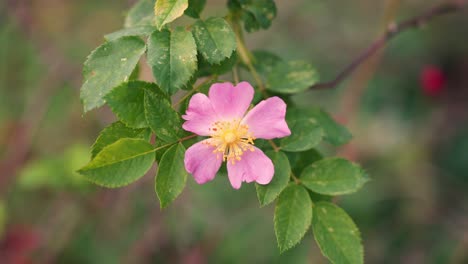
[104,81,150,129]
[79,139,155,173]
[280,125,325,153]
[300,157,369,196]
[80,36,146,112]
[155,143,187,209]
[274,185,313,253]
[154,0,189,30]
[255,151,291,207]
[192,17,236,64]
[312,202,364,264]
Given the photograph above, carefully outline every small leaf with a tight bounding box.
[242,0,277,32]
[274,184,312,253]
[144,86,185,142]
[185,0,206,18]
[104,26,155,41]
[266,60,319,94]
[229,0,277,32]
[300,158,369,195]
[312,202,363,264]
[192,17,236,64]
[80,36,146,112]
[154,0,189,30]
[308,109,352,146]
[78,139,155,188]
[251,50,283,76]
[91,121,151,159]
[105,81,155,128]
[147,28,197,95]
[256,151,291,207]
[280,108,324,152]
[155,143,188,208]
[125,0,155,28]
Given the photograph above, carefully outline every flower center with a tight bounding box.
[224,132,237,144]
[205,119,255,164]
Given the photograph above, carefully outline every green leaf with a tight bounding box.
[309,109,352,146]
[266,60,319,94]
[147,28,197,95]
[255,151,291,207]
[78,138,155,188]
[197,51,238,77]
[185,0,206,18]
[155,143,188,208]
[280,108,324,152]
[91,121,151,159]
[104,26,155,41]
[192,17,236,64]
[80,36,146,112]
[300,158,369,195]
[307,190,333,203]
[274,184,312,253]
[125,0,155,28]
[312,202,363,264]
[144,86,185,142]
[129,63,141,80]
[251,50,283,76]
[243,0,277,32]
[286,149,323,176]
[229,0,277,32]
[154,137,172,161]
[154,0,189,30]
[105,81,154,128]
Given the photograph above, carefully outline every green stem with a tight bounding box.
[232,66,240,84]
[268,140,280,152]
[153,134,198,153]
[231,19,267,96]
[291,172,300,184]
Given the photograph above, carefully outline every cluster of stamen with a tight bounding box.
[204,119,255,164]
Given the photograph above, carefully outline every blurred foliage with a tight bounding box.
[0,19,42,123]
[18,144,91,191]
[0,201,5,237]
[436,125,468,185]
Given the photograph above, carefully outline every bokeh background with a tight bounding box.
[1,0,468,263]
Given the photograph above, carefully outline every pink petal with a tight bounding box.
[184,140,222,184]
[242,97,291,139]
[208,82,254,120]
[226,147,274,189]
[182,93,219,136]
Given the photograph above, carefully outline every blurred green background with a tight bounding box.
[1,0,468,263]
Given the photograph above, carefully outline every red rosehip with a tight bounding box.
[0,226,39,263]
[420,65,446,97]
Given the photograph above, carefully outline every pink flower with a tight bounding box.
[182,82,291,189]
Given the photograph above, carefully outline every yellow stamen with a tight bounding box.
[204,119,255,164]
